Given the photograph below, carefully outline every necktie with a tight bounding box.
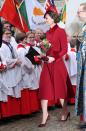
[2,40,15,58]
[7,43,15,58]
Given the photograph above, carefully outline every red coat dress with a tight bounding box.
[39,25,68,101]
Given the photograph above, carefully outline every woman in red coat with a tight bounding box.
[38,10,70,127]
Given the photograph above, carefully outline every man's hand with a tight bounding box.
[16,59,22,65]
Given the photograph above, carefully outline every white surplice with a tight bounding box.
[17,44,39,90]
[0,42,23,98]
[10,36,18,50]
[63,43,77,85]
[0,52,9,101]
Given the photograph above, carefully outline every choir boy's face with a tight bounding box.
[3,30,12,43]
[22,37,27,45]
[27,33,35,44]
[3,23,11,30]
[35,29,43,40]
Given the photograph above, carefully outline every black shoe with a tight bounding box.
[38,115,50,128]
[59,112,70,121]
[79,124,86,129]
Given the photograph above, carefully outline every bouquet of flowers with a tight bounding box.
[39,39,51,54]
[34,39,51,63]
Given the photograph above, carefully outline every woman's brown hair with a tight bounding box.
[44,11,60,23]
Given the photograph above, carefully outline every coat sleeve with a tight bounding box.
[58,29,68,58]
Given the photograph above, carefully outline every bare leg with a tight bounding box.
[40,99,48,124]
[60,99,68,120]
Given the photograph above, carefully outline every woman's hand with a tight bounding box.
[37,54,46,59]
[47,56,55,63]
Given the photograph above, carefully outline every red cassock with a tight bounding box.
[39,25,70,101]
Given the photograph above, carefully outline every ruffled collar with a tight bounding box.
[49,24,58,33]
[17,43,25,49]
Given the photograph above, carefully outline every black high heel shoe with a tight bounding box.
[59,112,70,121]
[38,115,50,127]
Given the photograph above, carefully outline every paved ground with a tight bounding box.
[0,105,84,131]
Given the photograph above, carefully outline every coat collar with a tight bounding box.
[17,44,25,49]
[49,24,58,33]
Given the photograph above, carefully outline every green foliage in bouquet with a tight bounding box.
[40,39,51,54]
